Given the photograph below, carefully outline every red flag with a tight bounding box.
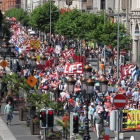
[45,59,54,68]
[73,55,85,63]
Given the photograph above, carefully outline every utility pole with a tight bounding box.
[104,0,106,73]
[50,0,52,43]
[117,0,120,79]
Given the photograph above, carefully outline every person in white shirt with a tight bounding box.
[132,88,139,108]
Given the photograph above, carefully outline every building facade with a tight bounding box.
[0,0,21,13]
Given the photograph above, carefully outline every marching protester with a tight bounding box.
[93,111,104,140]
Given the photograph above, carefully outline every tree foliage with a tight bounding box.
[2,17,12,39]
[55,10,104,40]
[91,20,131,48]
[5,8,29,26]
[29,2,59,33]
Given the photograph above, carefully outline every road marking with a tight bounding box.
[0,117,17,140]
[114,99,126,103]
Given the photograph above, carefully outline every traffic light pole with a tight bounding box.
[44,128,46,140]
[116,110,119,140]
[117,0,120,79]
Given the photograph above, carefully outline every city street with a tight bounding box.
[0,102,140,140]
[1,1,140,140]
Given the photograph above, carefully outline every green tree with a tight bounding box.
[55,9,81,39]
[91,20,131,49]
[74,13,104,41]
[5,8,29,26]
[2,18,12,39]
[29,2,59,33]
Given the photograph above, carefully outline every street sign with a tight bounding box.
[26,76,38,87]
[120,49,126,55]
[113,94,127,108]
[0,60,9,68]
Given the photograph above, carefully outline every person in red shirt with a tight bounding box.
[62,112,69,139]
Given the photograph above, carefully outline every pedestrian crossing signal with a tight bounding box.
[73,115,79,133]
[47,109,54,128]
[122,112,128,128]
[66,0,73,6]
[40,109,47,128]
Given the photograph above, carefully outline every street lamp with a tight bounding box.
[83,89,91,140]
[40,54,47,66]
[29,47,36,57]
[86,77,94,94]
[66,76,76,93]
[18,54,25,66]
[83,64,92,79]
[31,56,37,67]
[99,77,108,99]
[81,76,87,90]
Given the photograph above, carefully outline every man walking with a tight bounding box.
[93,111,104,140]
[4,101,13,126]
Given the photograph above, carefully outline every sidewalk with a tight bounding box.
[0,103,38,140]
[0,117,17,140]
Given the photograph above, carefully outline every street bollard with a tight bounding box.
[130,136,135,140]
[70,135,74,140]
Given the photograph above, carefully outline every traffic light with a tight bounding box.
[40,109,47,128]
[122,112,128,129]
[47,109,54,128]
[120,55,124,65]
[66,0,73,6]
[73,115,79,133]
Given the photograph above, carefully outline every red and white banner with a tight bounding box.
[73,55,85,63]
[62,48,74,59]
[45,59,54,68]
[120,64,134,78]
[63,62,84,74]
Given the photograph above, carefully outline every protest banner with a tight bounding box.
[62,48,74,59]
[73,55,85,63]
[63,62,84,74]
[120,64,134,78]
[30,39,40,49]
[123,110,140,130]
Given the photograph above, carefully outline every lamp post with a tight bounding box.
[83,75,94,140]
[66,76,76,93]
[83,64,92,79]
[83,90,90,140]
[40,54,47,66]
[18,54,25,66]
[99,77,108,102]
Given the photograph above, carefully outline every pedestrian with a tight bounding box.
[62,112,69,139]
[93,111,104,140]
[79,111,86,130]
[88,102,95,127]
[132,88,139,108]
[4,101,13,125]
[100,62,104,74]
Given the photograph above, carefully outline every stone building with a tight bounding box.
[0,0,21,12]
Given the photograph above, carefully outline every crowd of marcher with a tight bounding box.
[0,17,140,140]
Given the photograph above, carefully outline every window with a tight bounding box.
[101,0,105,10]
